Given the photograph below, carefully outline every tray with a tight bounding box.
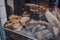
[3,27,37,40]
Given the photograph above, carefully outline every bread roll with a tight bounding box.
[4,21,13,28]
[45,10,60,28]
[20,17,30,26]
[34,30,54,40]
[26,19,39,31]
[13,23,23,32]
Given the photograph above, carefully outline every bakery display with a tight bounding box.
[4,2,60,40]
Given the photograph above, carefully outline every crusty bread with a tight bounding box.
[4,21,13,28]
[20,17,30,26]
[13,23,23,32]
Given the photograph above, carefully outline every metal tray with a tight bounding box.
[3,27,37,40]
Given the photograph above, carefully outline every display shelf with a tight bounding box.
[3,27,37,40]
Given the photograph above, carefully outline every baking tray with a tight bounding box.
[3,27,37,40]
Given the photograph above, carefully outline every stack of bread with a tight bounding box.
[4,12,30,32]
